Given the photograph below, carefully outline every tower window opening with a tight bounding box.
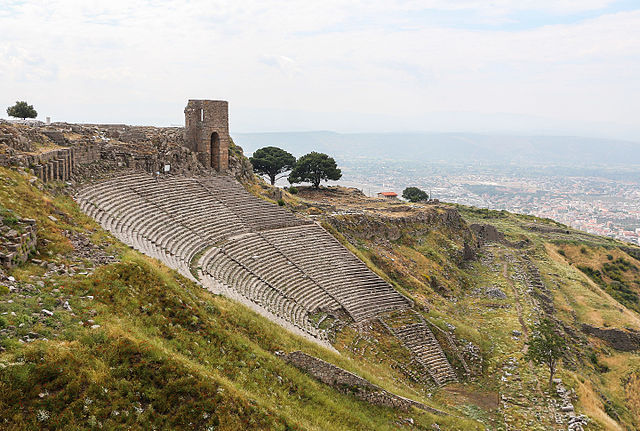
[201,109,204,121]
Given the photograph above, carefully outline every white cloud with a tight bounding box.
[260,55,302,77]
[0,0,638,138]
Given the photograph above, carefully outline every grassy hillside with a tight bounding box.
[2,167,640,430]
[0,168,482,430]
[281,187,640,430]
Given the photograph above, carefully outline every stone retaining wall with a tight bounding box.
[581,324,640,351]
[29,148,74,182]
[0,218,37,268]
[279,351,446,414]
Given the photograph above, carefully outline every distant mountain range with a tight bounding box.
[233,131,640,167]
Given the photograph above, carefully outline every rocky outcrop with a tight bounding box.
[278,351,446,414]
[524,223,571,234]
[581,324,640,351]
[328,206,472,244]
[327,206,478,266]
[227,140,254,184]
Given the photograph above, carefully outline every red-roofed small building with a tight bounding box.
[378,192,398,199]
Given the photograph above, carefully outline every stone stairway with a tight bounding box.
[380,312,458,386]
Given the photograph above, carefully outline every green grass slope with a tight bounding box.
[318,203,640,430]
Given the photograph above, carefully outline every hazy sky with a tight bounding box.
[2,1,639,139]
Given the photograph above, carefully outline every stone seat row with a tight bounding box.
[199,177,309,231]
[125,178,250,241]
[199,247,312,331]
[261,225,413,321]
[243,231,409,321]
[77,174,251,247]
[75,177,214,275]
[116,173,306,233]
[77,197,202,280]
[216,233,343,314]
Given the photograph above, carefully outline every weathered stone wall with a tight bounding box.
[581,324,640,351]
[279,351,445,414]
[23,144,102,183]
[41,130,67,146]
[470,223,504,244]
[1,110,253,183]
[73,144,101,165]
[0,218,37,268]
[28,148,75,182]
[184,100,230,172]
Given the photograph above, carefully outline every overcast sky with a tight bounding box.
[2,0,639,139]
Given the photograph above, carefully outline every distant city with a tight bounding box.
[322,157,640,246]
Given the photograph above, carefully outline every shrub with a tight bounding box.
[402,187,429,202]
[288,186,298,194]
[277,199,285,206]
[557,249,566,257]
[578,265,605,286]
[589,352,609,373]
[288,152,341,188]
[0,205,19,227]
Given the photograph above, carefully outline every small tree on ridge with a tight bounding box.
[525,318,566,389]
[402,187,429,202]
[249,146,296,185]
[7,101,37,120]
[288,152,341,189]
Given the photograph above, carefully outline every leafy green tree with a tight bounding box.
[6,101,37,120]
[524,318,566,388]
[288,152,342,189]
[249,146,297,185]
[402,187,429,202]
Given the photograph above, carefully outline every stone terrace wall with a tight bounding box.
[73,145,101,165]
[279,351,445,414]
[581,324,640,351]
[0,218,37,268]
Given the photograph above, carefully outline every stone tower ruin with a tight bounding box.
[184,100,229,172]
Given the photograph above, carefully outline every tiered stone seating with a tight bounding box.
[261,224,412,321]
[199,245,318,330]
[76,174,209,280]
[213,233,342,315]
[76,172,457,363]
[199,176,309,231]
[379,311,458,386]
[128,177,248,242]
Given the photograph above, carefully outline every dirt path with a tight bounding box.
[504,261,529,342]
